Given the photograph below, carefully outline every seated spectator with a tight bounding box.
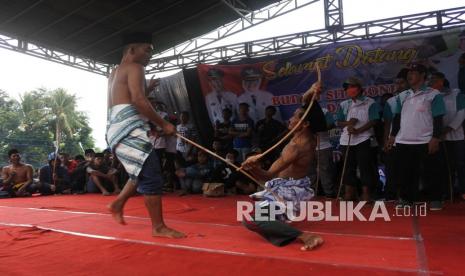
[38,153,71,195]
[86,153,121,195]
[211,149,241,194]
[255,105,286,160]
[110,156,129,190]
[60,152,77,174]
[70,154,87,193]
[235,152,260,194]
[1,149,34,197]
[102,148,113,167]
[211,138,226,168]
[176,151,213,195]
[84,148,95,162]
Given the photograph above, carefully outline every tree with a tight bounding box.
[0,88,95,168]
[28,88,86,151]
[0,90,21,163]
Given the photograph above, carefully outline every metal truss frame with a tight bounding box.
[151,0,321,59]
[323,0,343,31]
[146,6,465,74]
[1,2,464,76]
[0,34,111,76]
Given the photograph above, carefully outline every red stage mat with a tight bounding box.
[0,194,463,275]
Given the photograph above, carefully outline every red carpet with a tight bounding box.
[0,194,463,275]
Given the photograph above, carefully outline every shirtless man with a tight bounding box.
[106,32,185,238]
[241,84,326,251]
[1,149,33,197]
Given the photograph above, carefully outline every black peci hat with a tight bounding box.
[122,32,153,45]
[407,63,427,74]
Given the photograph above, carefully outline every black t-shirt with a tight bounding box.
[256,118,286,149]
[215,120,233,148]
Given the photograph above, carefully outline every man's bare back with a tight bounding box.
[108,64,139,108]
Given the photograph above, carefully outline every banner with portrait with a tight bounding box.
[197,27,465,128]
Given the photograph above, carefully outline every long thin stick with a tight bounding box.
[175,133,284,202]
[337,134,351,200]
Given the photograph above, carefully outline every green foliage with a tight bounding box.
[0,88,95,168]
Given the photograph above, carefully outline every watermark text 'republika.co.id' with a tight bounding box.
[237,201,427,222]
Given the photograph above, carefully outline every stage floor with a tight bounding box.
[0,194,464,275]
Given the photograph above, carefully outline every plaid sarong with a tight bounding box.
[254,177,314,221]
[106,104,153,180]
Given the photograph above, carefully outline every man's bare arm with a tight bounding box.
[1,167,12,184]
[89,170,110,180]
[127,64,173,133]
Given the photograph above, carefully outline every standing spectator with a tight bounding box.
[336,77,380,201]
[230,103,255,162]
[165,115,179,192]
[176,111,197,161]
[255,105,286,161]
[86,152,121,195]
[38,153,70,195]
[389,63,446,210]
[150,101,169,163]
[429,72,465,201]
[1,149,34,197]
[458,53,465,93]
[204,68,238,124]
[382,68,409,201]
[315,107,337,198]
[214,107,234,150]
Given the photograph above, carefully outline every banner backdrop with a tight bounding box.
[197,28,465,126]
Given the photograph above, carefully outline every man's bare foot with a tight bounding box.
[298,233,324,251]
[108,201,126,225]
[153,225,186,238]
[102,191,111,196]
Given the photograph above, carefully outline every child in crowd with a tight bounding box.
[176,151,213,195]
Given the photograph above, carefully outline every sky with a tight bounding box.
[1,0,463,149]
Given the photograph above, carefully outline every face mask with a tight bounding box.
[346,87,359,98]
